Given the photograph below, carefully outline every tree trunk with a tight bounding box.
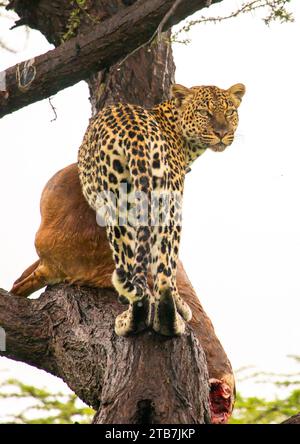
[0,285,211,424]
[282,414,300,424]
[1,0,234,423]
[1,0,222,118]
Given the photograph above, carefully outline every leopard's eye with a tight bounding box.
[226,109,235,117]
[196,109,209,117]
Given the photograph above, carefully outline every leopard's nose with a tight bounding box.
[214,128,228,139]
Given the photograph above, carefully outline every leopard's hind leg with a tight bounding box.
[151,218,192,336]
[102,188,153,336]
[97,132,155,335]
[107,223,153,336]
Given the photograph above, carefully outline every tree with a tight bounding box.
[1,358,299,424]
[231,390,300,424]
[231,359,300,424]
[0,0,235,424]
[0,0,296,424]
[0,0,294,117]
[0,378,94,424]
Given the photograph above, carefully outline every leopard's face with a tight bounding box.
[172,83,245,152]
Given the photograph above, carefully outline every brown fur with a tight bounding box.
[11,163,234,419]
[12,164,114,296]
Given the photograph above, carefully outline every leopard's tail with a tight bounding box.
[112,267,143,303]
[112,144,153,302]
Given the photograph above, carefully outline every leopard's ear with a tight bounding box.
[170,84,194,107]
[227,83,246,107]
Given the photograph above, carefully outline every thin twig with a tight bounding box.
[174,0,294,38]
[48,97,57,122]
[156,0,183,39]
[0,39,16,53]
[75,0,101,24]
[117,0,183,68]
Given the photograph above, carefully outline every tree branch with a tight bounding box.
[282,413,300,424]
[0,0,234,423]
[0,0,222,118]
[0,287,57,374]
[173,0,294,42]
[0,284,211,423]
[117,0,184,67]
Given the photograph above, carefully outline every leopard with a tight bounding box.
[78,82,245,337]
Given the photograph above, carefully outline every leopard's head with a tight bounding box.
[171,83,245,153]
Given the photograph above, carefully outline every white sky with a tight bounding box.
[0,0,300,407]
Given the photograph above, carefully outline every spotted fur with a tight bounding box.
[78,83,245,336]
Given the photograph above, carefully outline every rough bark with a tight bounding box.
[282,414,300,424]
[0,285,211,424]
[0,288,58,374]
[0,0,222,118]
[9,161,234,422]
[7,1,219,46]
[0,0,233,423]
[87,30,175,114]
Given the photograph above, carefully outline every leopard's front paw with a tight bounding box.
[114,292,153,336]
[152,288,186,336]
